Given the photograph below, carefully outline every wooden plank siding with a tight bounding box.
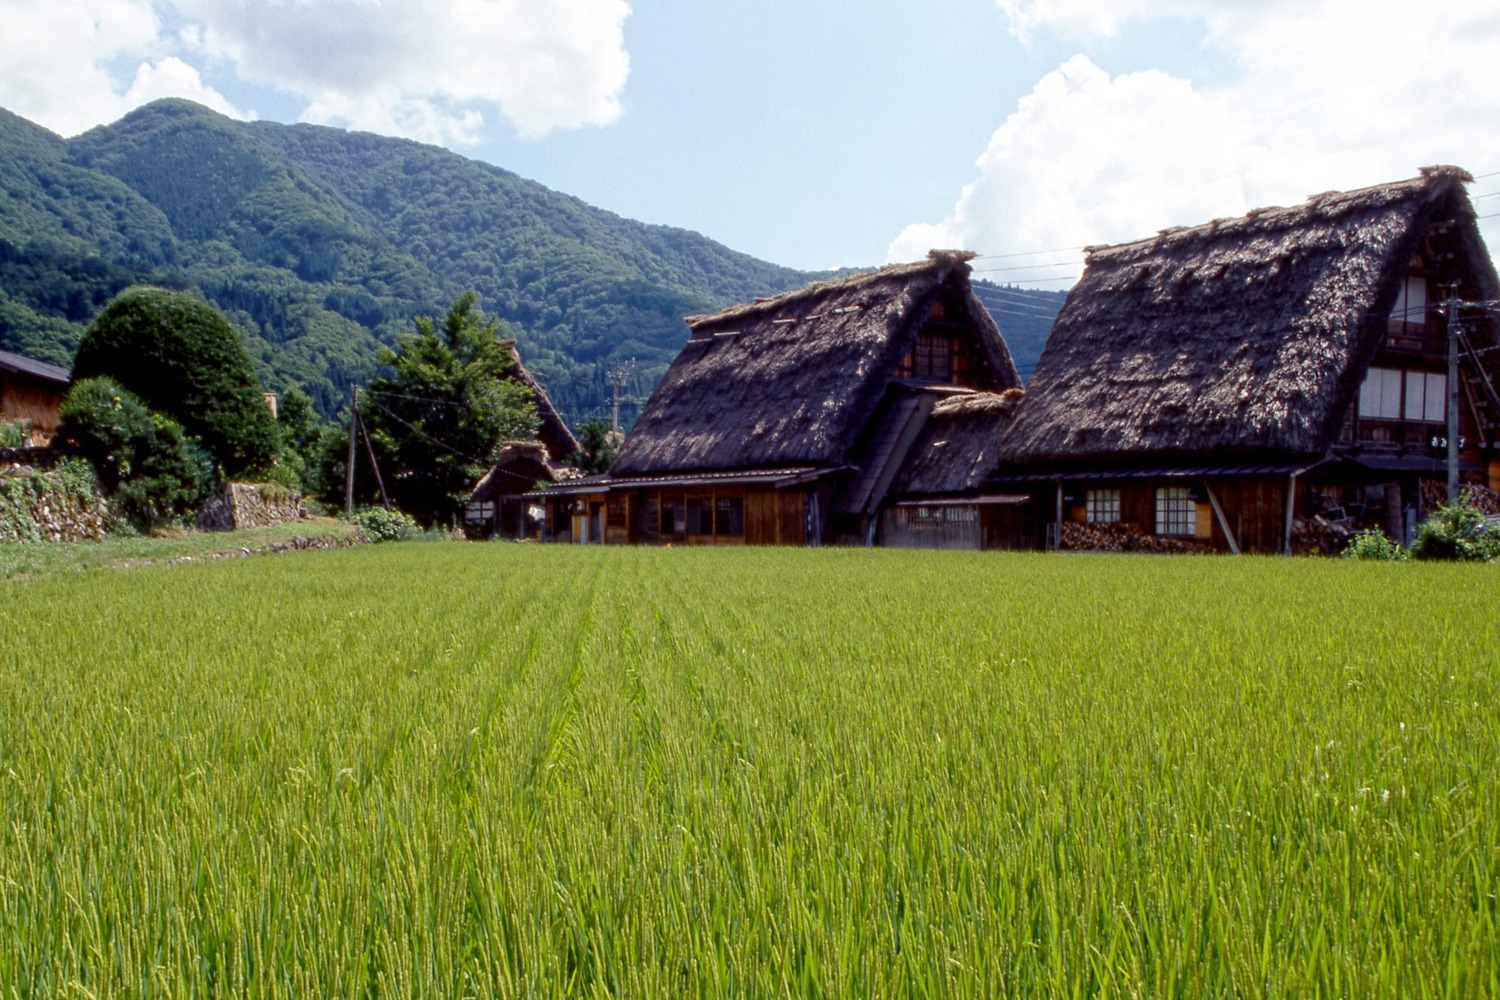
[582,485,810,546]
[1057,477,1291,554]
[0,376,67,445]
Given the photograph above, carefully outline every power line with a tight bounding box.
[973,244,1089,261]
[972,260,1087,275]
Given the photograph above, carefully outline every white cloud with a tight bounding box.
[896,0,1500,277]
[177,0,632,142]
[890,55,1255,271]
[0,0,630,142]
[123,56,244,120]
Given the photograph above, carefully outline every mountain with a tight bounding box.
[0,99,1063,425]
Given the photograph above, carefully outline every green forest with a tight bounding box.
[0,99,1063,429]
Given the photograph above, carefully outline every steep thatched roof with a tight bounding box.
[1002,166,1500,467]
[506,347,579,459]
[611,250,1020,476]
[892,389,1025,496]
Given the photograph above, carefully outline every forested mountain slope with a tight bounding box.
[0,99,1062,425]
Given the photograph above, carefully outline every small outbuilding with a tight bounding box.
[0,349,70,446]
[464,349,581,539]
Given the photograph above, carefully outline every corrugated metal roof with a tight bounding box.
[0,349,70,385]
[991,463,1305,483]
[526,466,840,498]
[892,494,1030,507]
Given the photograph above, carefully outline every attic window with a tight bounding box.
[913,332,953,380]
[1390,276,1429,329]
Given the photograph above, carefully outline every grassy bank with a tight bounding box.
[0,516,363,579]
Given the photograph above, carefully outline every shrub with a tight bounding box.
[0,419,30,448]
[56,377,214,528]
[1410,495,1500,561]
[72,287,280,475]
[347,505,420,542]
[1341,528,1407,561]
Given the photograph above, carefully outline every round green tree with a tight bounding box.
[72,287,280,475]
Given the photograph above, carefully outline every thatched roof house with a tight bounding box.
[543,251,1024,545]
[1004,166,1498,467]
[995,166,1500,553]
[613,250,1019,476]
[505,347,578,460]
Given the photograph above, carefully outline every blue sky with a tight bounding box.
[3,0,1499,278]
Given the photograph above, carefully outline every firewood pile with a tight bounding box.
[1060,521,1208,554]
[1290,516,1354,556]
[1420,480,1500,515]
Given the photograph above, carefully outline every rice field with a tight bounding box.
[1,544,1496,997]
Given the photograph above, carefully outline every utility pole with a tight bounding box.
[1446,287,1461,503]
[345,384,359,514]
[606,358,637,434]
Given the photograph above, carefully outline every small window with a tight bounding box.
[1155,487,1196,536]
[913,332,953,380]
[1391,275,1428,327]
[1359,367,1403,420]
[662,497,685,537]
[636,497,660,537]
[1086,489,1120,524]
[1404,371,1447,423]
[715,497,744,536]
[686,496,714,534]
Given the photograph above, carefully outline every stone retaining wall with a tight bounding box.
[0,461,112,543]
[197,482,308,531]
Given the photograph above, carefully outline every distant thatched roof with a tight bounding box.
[612,250,1021,476]
[506,347,579,459]
[1002,166,1500,468]
[892,389,1024,496]
[470,440,568,501]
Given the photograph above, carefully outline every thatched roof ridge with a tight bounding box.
[613,250,1019,476]
[1002,167,1499,467]
[893,389,1024,496]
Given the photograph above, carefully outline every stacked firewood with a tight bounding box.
[1060,521,1207,554]
[1420,480,1500,515]
[1290,516,1353,556]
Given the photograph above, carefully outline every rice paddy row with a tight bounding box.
[1,545,1495,996]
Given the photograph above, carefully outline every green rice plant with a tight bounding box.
[0,547,1496,997]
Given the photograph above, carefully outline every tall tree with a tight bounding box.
[71,286,280,475]
[354,293,538,524]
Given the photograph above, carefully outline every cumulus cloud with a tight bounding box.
[174,0,630,142]
[0,0,630,142]
[895,0,1500,278]
[0,0,237,135]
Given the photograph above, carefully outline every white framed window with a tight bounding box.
[1391,275,1429,327]
[1086,488,1121,524]
[1359,367,1403,419]
[1156,487,1196,536]
[1360,367,1446,422]
[1403,370,1448,423]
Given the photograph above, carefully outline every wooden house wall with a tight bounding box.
[1055,477,1291,554]
[1208,477,1287,554]
[880,505,983,549]
[562,485,812,546]
[0,374,66,444]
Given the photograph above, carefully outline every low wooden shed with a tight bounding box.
[0,349,70,446]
